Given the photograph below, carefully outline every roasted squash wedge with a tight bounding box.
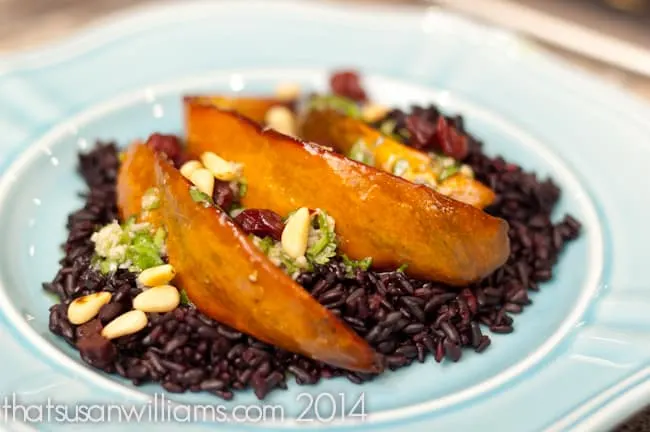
[184,96,291,125]
[117,143,381,372]
[300,108,495,209]
[154,158,382,372]
[185,101,510,285]
[117,142,163,227]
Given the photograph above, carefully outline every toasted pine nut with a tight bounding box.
[265,106,297,137]
[281,207,311,259]
[189,168,215,197]
[201,152,240,181]
[133,285,180,313]
[274,82,301,101]
[361,103,389,123]
[101,310,148,340]
[459,165,474,178]
[180,160,203,180]
[67,292,112,325]
[137,264,176,287]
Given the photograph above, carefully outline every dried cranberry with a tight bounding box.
[146,133,183,166]
[212,180,235,211]
[433,117,468,160]
[405,115,436,150]
[330,70,367,102]
[460,288,478,315]
[77,334,116,370]
[234,209,284,241]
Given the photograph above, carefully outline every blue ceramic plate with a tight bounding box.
[0,1,648,431]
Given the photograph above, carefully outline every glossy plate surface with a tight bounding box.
[0,1,648,431]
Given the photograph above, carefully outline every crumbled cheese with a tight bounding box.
[91,219,165,274]
[459,164,474,178]
[91,221,124,258]
[141,188,161,211]
[129,222,151,233]
[106,244,127,262]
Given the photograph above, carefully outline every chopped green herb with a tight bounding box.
[189,187,213,206]
[238,177,248,198]
[153,227,166,249]
[280,255,300,275]
[306,210,337,265]
[392,159,410,177]
[438,164,460,182]
[256,236,275,255]
[397,263,409,273]
[309,95,361,119]
[100,260,114,274]
[252,235,311,276]
[127,231,164,271]
[179,290,193,306]
[398,128,411,139]
[229,205,244,218]
[141,187,161,211]
[91,218,166,275]
[342,254,373,276]
[355,257,373,271]
[127,244,163,271]
[379,120,396,136]
[348,140,375,166]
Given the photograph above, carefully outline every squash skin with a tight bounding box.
[300,108,495,209]
[185,101,510,285]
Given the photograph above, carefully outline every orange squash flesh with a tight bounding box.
[300,108,495,209]
[154,158,382,373]
[116,142,163,227]
[185,102,510,285]
[184,96,291,125]
[117,143,381,372]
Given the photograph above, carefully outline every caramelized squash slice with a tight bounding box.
[184,96,291,125]
[153,152,381,373]
[117,143,381,372]
[185,102,510,285]
[300,108,495,209]
[117,142,162,227]
[156,160,380,372]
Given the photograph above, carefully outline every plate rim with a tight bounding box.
[0,1,648,430]
[0,67,606,427]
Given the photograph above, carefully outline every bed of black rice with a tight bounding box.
[44,106,581,401]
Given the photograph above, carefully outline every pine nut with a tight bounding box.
[361,103,389,123]
[137,264,176,287]
[180,160,203,180]
[274,82,301,101]
[67,292,112,325]
[265,106,297,137]
[459,165,474,178]
[281,207,311,259]
[101,310,148,340]
[201,152,241,181]
[133,285,180,313]
[189,168,215,197]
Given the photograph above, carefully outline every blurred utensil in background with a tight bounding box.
[434,0,650,79]
[605,0,648,13]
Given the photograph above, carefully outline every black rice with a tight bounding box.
[45,104,581,400]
